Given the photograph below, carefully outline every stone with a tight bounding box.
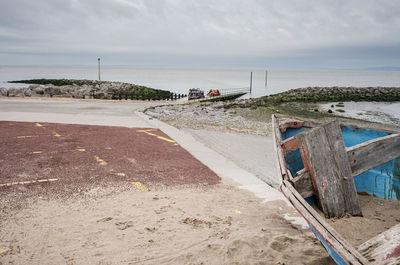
[0,87,7,96]
[7,88,24,97]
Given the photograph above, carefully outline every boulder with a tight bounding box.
[0,87,7,96]
[23,88,32,97]
[7,88,24,97]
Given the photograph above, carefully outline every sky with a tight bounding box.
[0,0,399,69]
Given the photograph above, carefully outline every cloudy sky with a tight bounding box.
[0,0,399,69]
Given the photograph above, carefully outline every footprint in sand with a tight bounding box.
[115,221,133,230]
[97,217,113,222]
[270,236,296,251]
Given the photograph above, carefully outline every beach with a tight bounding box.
[0,98,334,264]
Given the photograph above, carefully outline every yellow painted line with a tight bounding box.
[0,248,8,255]
[136,129,157,132]
[94,156,107,165]
[16,135,37,139]
[0,178,58,187]
[117,173,126,177]
[53,132,61,137]
[35,123,43,127]
[31,151,42,154]
[131,182,149,191]
[137,129,178,145]
[235,210,242,214]
[77,148,86,152]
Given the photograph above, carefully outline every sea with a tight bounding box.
[0,66,399,98]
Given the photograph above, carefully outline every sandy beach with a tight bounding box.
[0,98,334,264]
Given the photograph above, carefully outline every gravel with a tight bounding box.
[145,101,272,135]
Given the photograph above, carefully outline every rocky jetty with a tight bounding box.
[2,79,174,100]
[263,86,400,103]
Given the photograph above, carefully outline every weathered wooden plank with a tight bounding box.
[297,120,362,218]
[282,181,370,265]
[281,136,298,153]
[292,169,314,198]
[347,133,400,177]
[324,121,362,217]
[278,118,304,132]
[358,223,400,264]
[272,115,291,181]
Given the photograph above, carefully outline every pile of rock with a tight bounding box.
[146,102,272,135]
[0,79,172,100]
[263,86,400,103]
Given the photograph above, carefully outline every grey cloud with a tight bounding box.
[0,0,399,68]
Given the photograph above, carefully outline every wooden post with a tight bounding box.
[297,120,362,218]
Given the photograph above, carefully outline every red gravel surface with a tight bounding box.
[0,121,220,202]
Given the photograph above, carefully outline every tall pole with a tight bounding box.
[249,71,253,97]
[265,70,268,89]
[98,58,101,81]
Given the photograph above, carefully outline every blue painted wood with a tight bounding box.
[284,125,400,201]
[309,226,347,265]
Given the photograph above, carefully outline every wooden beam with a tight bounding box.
[278,118,304,132]
[292,169,314,198]
[282,181,370,265]
[272,115,291,181]
[297,120,362,218]
[281,136,298,153]
[358,223,400,264]
[346,133,400,177]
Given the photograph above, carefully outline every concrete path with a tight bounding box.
[0,98,287,203]
[0,98,159,127]
[184,129,281,188]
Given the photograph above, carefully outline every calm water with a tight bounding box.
[1,66,399,98]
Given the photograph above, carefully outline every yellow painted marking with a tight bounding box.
[0,178,58,187]
[17,135,37,139]
[53,132,61,137]
[77,148,86,152]
[235,210,241,214]
[117,173,126,177]
[0,248,8,255]
[19,181,31,185]
[94,156,107,165]
[137,129,178,145]
[32,151,42,154]
[35,123,43,127]
[131,182,149,191]
[136,129,157,132]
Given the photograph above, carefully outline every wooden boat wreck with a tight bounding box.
[272,114,400,265]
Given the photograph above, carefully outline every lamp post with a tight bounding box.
[98,58,101,81]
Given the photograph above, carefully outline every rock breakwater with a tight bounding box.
[263,86,400,103]
[2,79,174,100]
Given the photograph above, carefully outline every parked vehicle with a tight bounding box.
[188,88,204,100]
[208,89,220,97]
